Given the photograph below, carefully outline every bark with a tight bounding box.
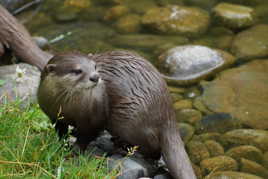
[0,4,53,70]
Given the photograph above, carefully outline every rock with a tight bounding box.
[158,45,236,86]
[155,0,184,6]
[168,86,186,94]
[204,140,224,157]
[213,3,256,29]
[196,60,268,129]
[263,152,268,169]
[177,123,195,143]
[110,34,188,51]
[115,14,141,33]
[224,0,263,6]
[175,109,202,124]
[226,145,263,163]
[173,100,193,110]
[108,155,155,179]
[192,164,203,179]
[231,25,268,60]
[193,133,221,143]
[153,173,172,179]
[223,129,268,151]
[184,88,201,99]
[187,141,210,164]
[104,5,129,20]
[32,36,49,49]
[170,93,183,102]
[142,5,210,37]
[204,171,263,179]
[200,156,238,174]
[195,113,241,134]
[0,63,40,104]
[92,131,114,153]
[240,158,268,178]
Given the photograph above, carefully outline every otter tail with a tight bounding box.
[161,122,196,179]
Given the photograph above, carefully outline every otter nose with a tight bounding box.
[89,73,99,83]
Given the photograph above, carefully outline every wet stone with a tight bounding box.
[200,156,238,174]
[223,129,268,151]
[142,5,210,37]
[196,60,268,129]
[226,145,263,163]
[204,140,224,157]
[170,93,183,102]
[187,141,210,164]
[158,45,236,86]
[213,3,256,29]
[177,123,195,143]
[104,5,129,20]
[153,173,172,179]
[175,109,202,124]
[205,171,263,179]
[195,113,241,134]
[231,25,268,60]
[108,155,155,179]
[263,152,268,169]
[173,100,193,110]
[240,158,268,178]
[115,14,141,33]
[0,63,40,104]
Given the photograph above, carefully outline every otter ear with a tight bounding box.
[44,64,57,73]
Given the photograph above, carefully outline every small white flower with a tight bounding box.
[15,66,26,83]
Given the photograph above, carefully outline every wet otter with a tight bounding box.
[38,50,196,179]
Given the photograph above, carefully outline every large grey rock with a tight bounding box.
[108,155,155,179]
[231,25,268,60]
[195,60,268,129]
[142,5,210,37]
[0,63,40,104]
[158,45,236,85]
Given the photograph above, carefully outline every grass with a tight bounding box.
[0,99,118,179]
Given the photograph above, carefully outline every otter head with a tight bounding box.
[42,53,101,91]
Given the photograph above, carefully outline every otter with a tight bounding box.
[37,50,196,179]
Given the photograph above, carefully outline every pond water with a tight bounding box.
[3,0,268,178]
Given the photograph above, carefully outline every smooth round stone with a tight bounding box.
[195,113,241,134]
[223,129,268,151]
[240,158,268,178]
[213,3,256,29]
[231,25,268,60]
[200,156,238,174]
[205,171,263,179]
[187,141,210,164]
[195,60,268,129]
[177,123,195,143]
[115,14,141,33]
[173,100,193,110]
[175,109,202,124]
[224,0,263,6]
[226,145,263,163]
[104,5,129,20]
[158,45,236,85]
[263,152,268,169]
[142,5,210,37]
[204,140,224,157]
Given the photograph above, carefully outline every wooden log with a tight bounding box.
[0,4,53,70]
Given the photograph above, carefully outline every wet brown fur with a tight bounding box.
[38,51,196,179]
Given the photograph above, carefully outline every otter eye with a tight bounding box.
[70,69,82,75]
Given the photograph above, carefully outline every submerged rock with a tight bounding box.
[195,60,268,129]
[0,63,40,104]
[115,14,141,33]
[213,3,256,29]
[226,145,263,163]
[223,129,268,151]
[175,109,202,124]
[204,140,225,157]
[200,156,238,174]
[205,171,263,179]
[231,25,268,60]
[195,113,241,134]
[104,5,129,21]
[142,5,210,37]
[240,158,268,178]
[187,141,210,164]
[158,45,236,85]
[177,123,195,143]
